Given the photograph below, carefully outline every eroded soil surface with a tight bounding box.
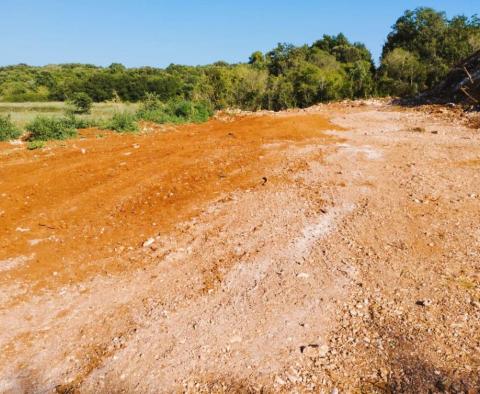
[0,102,479,393]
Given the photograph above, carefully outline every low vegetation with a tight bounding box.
[136,94,213,124]
[26,140,45,150]
[26,116,78,141]
[0,114,21,141]
[101,111,138,133]
[0,96,213,145]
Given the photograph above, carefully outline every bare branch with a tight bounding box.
[463,66,474,84]
[460,87,479,103]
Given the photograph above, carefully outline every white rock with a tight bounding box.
[229,335,242,343]
[143,238,155,247]
[319,344,329,357]
[233,247,244,256]
[297,272,310,279]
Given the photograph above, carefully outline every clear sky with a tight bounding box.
[1,0,478,68]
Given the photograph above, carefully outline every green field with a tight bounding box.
[0,102,138,128]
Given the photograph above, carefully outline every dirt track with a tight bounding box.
[0,102,479,393]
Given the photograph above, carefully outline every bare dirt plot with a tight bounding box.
[0,114,338,299]
[0,103,479,393]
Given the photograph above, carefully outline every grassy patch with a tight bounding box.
[26,141,45,150]
[0,102,138,128]
[64,115,99,129]
[102,111,138,133]
[0,114,22,141]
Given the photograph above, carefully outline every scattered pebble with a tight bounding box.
[143,238,155,248]
[229,335,242,343]
[297,272,310,279]
[415,299,432,307]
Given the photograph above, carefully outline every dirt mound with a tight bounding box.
[421,50,480,107]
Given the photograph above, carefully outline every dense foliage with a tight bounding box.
[26,116,78,141]
[0,34,375,110]
[378,8,480,96]
[136,93,213,124]
[68,92,93,114]
[101,111,138,133]
[0,8,478,106]
[0,114,21,141]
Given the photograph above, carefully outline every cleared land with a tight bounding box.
[0,102,479,393]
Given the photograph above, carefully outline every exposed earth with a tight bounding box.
[0,101,479,393]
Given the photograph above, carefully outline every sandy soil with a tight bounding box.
[0,102,479,393]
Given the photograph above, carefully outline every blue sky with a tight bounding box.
[1,0,478,67]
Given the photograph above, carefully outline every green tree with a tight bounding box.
[69,92,93,114]
[108,63,126,73]
[248,51,266,68]
[379,48,425,96]
[204,66,234,109]
[345,60,375,98]
[381,8,480,93]
[265,75,296,110]
[231,65,268,110]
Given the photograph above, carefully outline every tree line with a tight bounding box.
[1,8,479,110]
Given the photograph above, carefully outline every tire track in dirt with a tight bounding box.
[1,103,479,392]
[1,112,345,392]
[0,114,339,303]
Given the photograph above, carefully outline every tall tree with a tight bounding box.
[380,8,480,94]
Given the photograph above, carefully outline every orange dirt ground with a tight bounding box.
[0,114,338,299]
[0,102,479,393]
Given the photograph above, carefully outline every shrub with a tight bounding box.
[68,92,93,114]
[63,114,99,129]
[138,92,163,113]
[172,100,213,122]
[102,111,138,132]
[27,141,45,150]
[0,114,22,141]
[26,116,78,141]
[136,96,213,124]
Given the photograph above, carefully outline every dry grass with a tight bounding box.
[0,102,139,128]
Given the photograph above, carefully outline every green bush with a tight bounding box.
[136,96,213,124]
[27,141,45,150]
[26,116,78,141]
[63,114,99,129]
[138,92,163,113]
[172,100,213,122]
[0,114,22,141]
[68,92,93,114]
[102,111,138,132]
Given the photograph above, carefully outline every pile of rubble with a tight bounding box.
[421,50,480,108]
